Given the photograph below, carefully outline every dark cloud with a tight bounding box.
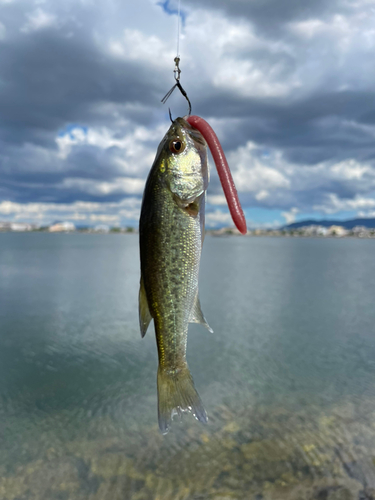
[0,30,165,146]
[183,0,341,34]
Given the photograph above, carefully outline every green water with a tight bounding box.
[1,233,375,499]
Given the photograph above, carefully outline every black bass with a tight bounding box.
[139,117,212,434]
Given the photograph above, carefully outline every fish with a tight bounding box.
[139,116,213,434]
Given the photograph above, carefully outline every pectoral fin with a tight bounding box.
[139,277,152,338]
[190,293,213,333]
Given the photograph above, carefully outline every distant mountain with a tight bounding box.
[285,218,375,230]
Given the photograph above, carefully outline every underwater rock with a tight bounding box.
[241,439,293,462]
[315,486,354,500]
[358,488,375,500]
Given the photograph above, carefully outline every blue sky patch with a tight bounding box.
[157,0,186,24]
[58,124,88,139]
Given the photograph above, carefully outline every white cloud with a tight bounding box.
[60,177,145,196]
[185,9,300,98]
[0,22,6,40]
[282,207,299,224]
[287,8,375,92]
[206,209,232,227]
[255,190,269,201]
[0,198,142,225]
[289,19,326,39]
[357,210,375,218]
[330,159,373,180]
[89,214,119,222]
[21,8,57,33]
[229,142,290,193]
[108,29,172,68]
[221,139,375,215]
[56,124,163,176]
[207,194,226,205]
[314,194,375,214]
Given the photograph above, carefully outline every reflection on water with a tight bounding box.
[1,233,375,499]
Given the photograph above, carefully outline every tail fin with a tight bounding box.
[157,365,207,434]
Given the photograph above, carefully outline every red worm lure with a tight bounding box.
[161,58,246,234]
[186,115,247,235]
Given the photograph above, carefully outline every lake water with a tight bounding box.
[1,233,375,500]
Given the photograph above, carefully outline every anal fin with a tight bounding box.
[190,293,213,333]
[139,277,152,338]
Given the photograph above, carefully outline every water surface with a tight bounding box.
[1,233,375,499]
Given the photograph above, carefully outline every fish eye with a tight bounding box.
[169,139,185,154]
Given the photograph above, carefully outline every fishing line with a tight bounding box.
[161,0,191,116]
[176,0,181,58]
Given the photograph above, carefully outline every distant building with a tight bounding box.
[49,221,76,232]
[301,225,328,236]
[327,225,347,237]
[211,226,243,236]
[352,226,370,237]
[10,222,33,232]
[93,224,110,233]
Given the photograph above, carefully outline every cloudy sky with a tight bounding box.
[1,0,375,228]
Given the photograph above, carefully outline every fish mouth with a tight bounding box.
[174,117,207,148]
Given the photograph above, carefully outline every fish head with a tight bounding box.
[157,117,209,205]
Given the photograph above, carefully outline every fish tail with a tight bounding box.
[157,364,207,434]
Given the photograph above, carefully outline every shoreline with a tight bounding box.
[1,229,375,239]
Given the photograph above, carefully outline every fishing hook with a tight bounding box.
[161,57,192,116]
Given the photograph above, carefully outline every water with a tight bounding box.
[1,233,375,499]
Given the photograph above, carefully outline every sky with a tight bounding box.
[1,0,375,228]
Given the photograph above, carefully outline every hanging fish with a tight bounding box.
[139,115,246,434]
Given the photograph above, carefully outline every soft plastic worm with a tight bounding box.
[186,115,247,235]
